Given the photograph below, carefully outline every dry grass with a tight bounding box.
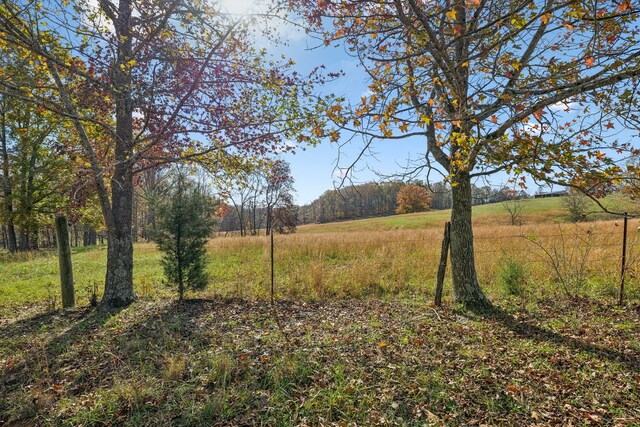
[1,199,638,312]
[204,218,640,303]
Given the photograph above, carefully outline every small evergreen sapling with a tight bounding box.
[151,170,215,300]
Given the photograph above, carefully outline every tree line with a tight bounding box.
[296,180,525,225]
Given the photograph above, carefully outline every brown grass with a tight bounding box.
[204,218,640,303]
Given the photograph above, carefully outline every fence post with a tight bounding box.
[55,214,75,308]
[270,231,275,306]
[435,221,451,306]
[619,212,628,306]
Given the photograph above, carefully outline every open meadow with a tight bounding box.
[2,197,639,311]
[1,198,640,425]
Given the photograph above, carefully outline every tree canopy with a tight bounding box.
[0,0,321,306]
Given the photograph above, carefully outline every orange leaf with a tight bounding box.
[533,109,545,121]
[490,115,498,123]
[617,0,631,12]
[585,56,595,67]
[506,385,519,393]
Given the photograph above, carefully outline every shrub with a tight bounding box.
[498,257,527,297]
[150,169,215,300]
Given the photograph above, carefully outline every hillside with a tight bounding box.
[298,194,636,234]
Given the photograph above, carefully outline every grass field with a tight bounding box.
[1,196,638,313]
[1,196,640,425]
[297,194,636,233]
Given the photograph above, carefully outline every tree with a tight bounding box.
[297,181,405,224]
[0,0,320,306]
[0,49,79,252]
[295,0,640,308]
[272,199,298,233]
[396,184,432,214]
[563,190,590,222]
[264,159,295,235]
[622,156,640,205]
[428,181,452,210]
[151,169,215,301]
[502,196,525,225]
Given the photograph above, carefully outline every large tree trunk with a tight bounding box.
[101,0,135,307]
[449,172,491,309]
[102,168,135,307]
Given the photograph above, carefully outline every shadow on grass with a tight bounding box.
[463,304,640,372]
[0,300,216,423]
[2,297,638,425]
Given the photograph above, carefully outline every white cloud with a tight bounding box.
[549,101,578,112]
[514,122,547,135]
[332,167,351,179]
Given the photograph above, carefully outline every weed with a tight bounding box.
[526,225,594,296]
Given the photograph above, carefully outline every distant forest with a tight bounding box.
[296,181,526,225]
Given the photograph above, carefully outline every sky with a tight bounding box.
[211,0,436,205]
[256,16,437,205]
[219,1,636,206]
[230,4,531,206]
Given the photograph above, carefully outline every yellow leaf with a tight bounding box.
[446,9,457,20]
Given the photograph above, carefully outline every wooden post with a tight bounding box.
[55,214,75,308]
[435,221,451,307]
[619,212,628,306]
[270,231,275,306]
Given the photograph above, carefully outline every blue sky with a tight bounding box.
[270,26,432,205]
[273,29,521,205]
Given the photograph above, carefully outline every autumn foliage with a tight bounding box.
[293,0,640,307]
[396,185,432,214]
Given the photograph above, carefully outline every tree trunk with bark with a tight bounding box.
[102,171,135,307]
[449,172,491,309]
[1,106,17,253]
[100,0,135,307]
